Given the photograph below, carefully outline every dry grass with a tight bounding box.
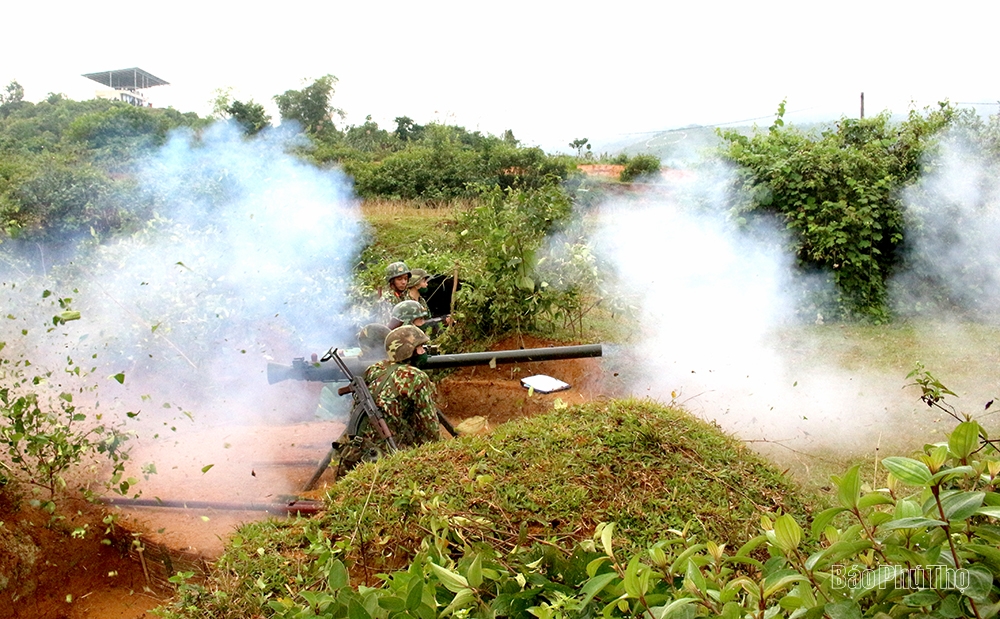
[360,198,475,219]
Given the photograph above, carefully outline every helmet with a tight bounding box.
[406,268,429,289]
[357,323,391,354]
[385,325,430,363]
[391,300,429,325]
[385,261,410,282]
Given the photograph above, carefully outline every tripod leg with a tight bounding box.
[437,410,458,437]
[303,445,337,492]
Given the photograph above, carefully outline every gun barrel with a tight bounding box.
[421,344,602,370]
[267,344,603,384]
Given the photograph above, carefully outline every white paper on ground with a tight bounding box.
[520,374,570,393]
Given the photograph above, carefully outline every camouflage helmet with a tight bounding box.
[385,261,411,282]
[385,325,430,363]
[357,323,391,354]
[406,268,429,289]
[391,300,429,325]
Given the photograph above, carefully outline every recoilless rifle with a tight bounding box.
[269,343,604,490]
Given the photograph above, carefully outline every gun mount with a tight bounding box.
[267,343,603,385]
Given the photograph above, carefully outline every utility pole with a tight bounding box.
[860,92,865,119]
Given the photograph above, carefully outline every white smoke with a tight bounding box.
[1,121,366,501]
[589,164,953,462]
[891,131,1000,319]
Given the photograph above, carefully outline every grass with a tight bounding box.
[153,399,817,618]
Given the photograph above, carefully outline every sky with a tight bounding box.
[3,1,999,152]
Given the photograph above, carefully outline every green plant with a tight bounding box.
[0,298,135,513]
[719,101,955,320]
[454,184,575,337]
[619,154,661,182]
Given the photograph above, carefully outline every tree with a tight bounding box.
[0,80,25,118]
[1,80,24,105]
[227,100,270,135]
[394,116,425,142]
[569,137,589,157]
[273,75,344,136]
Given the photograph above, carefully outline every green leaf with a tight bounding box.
[600,522,615,557]
[650,598,696,619]
[850,565,902,598]
[941,491,985,521]
[824,600,862,619]
[882,457,933,486]
[579,573,619,607]
[328,559,348,590]
[377,596,406,612]
[811,507,847,537]
[466,554,483,589]
[774,514,802,554]
[763,570,807,599]
[429,562,469,593]
[684,560,706,592]
[348,598,371,619]
[201,464,214,474]
[836,464,863,509]
[975,506,1000,518]
[879,517,947,531]
[441,588,476,616]
[405,577,423,611]
[623,555,643,598]
[857,493,894,510]
[111,373,125,384]
[957,566,993,602]
[949,422,981,460]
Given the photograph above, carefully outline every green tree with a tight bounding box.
[719,101,955,319]
[0,79,26,117]
[227,100,270,135]
[343,115,394,152]
[273,75,344,136]
[569,137,590,157]
[394,116,425,142]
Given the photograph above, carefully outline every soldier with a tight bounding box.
[363,325,440,448]
[388,299,429,330]
[406,268,431,312]
[357,323,391,360]
[384,261,411,305]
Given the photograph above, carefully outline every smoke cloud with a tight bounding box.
[1,121,365,505]
[589,152,1000,467]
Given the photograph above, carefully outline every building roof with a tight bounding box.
[82,67,168,89]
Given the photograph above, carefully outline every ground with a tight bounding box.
[0,335,613,619]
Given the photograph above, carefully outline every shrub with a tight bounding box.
[619,154,662,182]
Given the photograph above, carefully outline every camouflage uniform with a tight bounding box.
[334,326,437,476]
[362,361,439,447]
[406,268,431,314]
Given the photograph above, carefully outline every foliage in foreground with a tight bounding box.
[154,399,811,618]
[156,373,1000,619]
[0,298,136,514]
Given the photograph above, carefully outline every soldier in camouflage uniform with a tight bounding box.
[364,325,439,447]
[384,261,411,304]
[406,268,431,313]
[334,325,439,477]
[388,299,429,330]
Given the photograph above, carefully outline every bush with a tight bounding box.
[619,154,661,182]
[719,101,955,320]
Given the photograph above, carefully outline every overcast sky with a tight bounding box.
[4,0,997,152]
